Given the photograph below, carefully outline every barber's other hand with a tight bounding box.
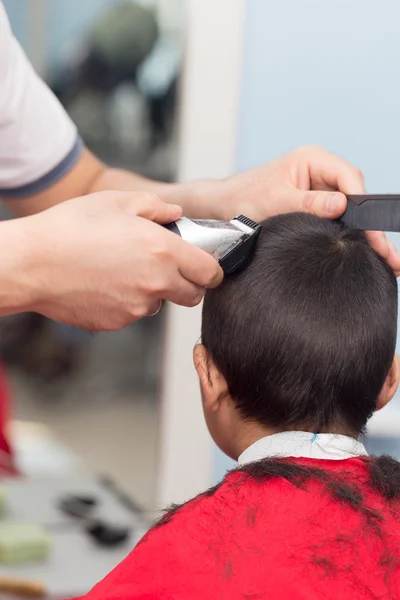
[222,145,400,275]
[23,192,223,330]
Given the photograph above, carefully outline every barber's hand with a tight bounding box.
[24,192,223,330]
[222,145,400,275]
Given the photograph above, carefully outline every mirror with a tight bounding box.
[1,0,185,512]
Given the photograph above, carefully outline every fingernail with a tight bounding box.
[169,204,182,212]
[326,194,343,216]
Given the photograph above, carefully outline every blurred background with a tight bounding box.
[1,0,184,511]
[1,0,400,596]
[0,1,187,594]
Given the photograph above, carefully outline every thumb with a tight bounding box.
[120,192,183,224]
[300,190,347,219]
[142,201,183,225]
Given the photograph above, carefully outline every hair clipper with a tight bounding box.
[163,215,261,274]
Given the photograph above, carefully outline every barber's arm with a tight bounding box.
[0,9,222,330]
[0,2,396,258]
[0,2,398,333]
[0,2,219,329]
[16,140,400,276]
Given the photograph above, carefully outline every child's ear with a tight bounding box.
[376,354,400,412]
[193,344,228,412]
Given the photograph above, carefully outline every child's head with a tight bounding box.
[195,213,399,460]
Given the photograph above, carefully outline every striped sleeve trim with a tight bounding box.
[0,136,84,198]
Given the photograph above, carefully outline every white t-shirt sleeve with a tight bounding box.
[0,2,83,197]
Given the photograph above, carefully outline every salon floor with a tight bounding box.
[8,319,163,516]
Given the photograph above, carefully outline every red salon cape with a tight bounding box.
[81,457,400,600]
[0,361,16,476]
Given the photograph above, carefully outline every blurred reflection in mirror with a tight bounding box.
[0,0,184,511]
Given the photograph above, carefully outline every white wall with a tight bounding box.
[156,0,245,507]
[2,0,27,46]
[236,0,400,184]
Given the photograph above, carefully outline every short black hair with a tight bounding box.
[202,213,398,435]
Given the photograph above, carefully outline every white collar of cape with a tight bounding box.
[238,431,368,466]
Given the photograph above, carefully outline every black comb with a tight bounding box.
[340,195,400,232]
